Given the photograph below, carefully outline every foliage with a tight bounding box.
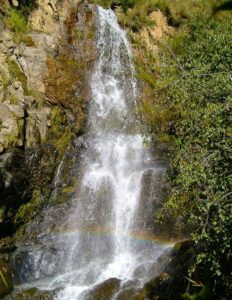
[140,15,232,299]
[4,8,29,44]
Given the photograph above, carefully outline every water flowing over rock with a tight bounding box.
[9,6,169,300]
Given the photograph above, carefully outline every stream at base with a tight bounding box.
[12,7,170,300]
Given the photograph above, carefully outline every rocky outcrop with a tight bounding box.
[84,278,121,300]
[0,0,97,251]
[139,10,173,53]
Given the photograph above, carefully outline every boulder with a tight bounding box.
[84,278,121,300]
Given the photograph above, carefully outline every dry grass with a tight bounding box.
[117,0,219,30]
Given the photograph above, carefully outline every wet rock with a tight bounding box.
[115,286,142,300]
[4,287,58,300]
[134,160,169,237]
[140,240,196,300]
[84,278,121,300]
[172,240,194,257]
[144,272,172,299]
[0,258,13,298]
[0,144,58,240]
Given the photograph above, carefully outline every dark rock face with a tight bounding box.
[0,145,58,240]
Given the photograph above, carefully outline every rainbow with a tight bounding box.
[45,225,176,246]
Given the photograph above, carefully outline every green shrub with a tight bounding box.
[4,8,29,44]
[149,18,232,298]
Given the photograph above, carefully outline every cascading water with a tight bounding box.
[12,6,169,300]
[53,7,167,299]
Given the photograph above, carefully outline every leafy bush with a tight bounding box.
[142,17,232,298]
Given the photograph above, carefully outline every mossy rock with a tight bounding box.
[172,240,194,258]
[47,106,73,158]
[0,258,13,298]
[116,287,143,300]
[4,287,56,300]
[84,278,121,300]
[142,272,172,299]
[164,240,195,279]
[171,240,195,263]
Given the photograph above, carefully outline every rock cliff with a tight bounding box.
[0,0,97,262]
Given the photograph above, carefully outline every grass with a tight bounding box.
[4,8,29,44]
[6,57,29,94]
[93,0,225,30]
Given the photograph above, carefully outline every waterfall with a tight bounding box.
[13,7,169,300]
[53,7,167,299]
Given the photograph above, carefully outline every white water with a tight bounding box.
[14,7,169,299]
